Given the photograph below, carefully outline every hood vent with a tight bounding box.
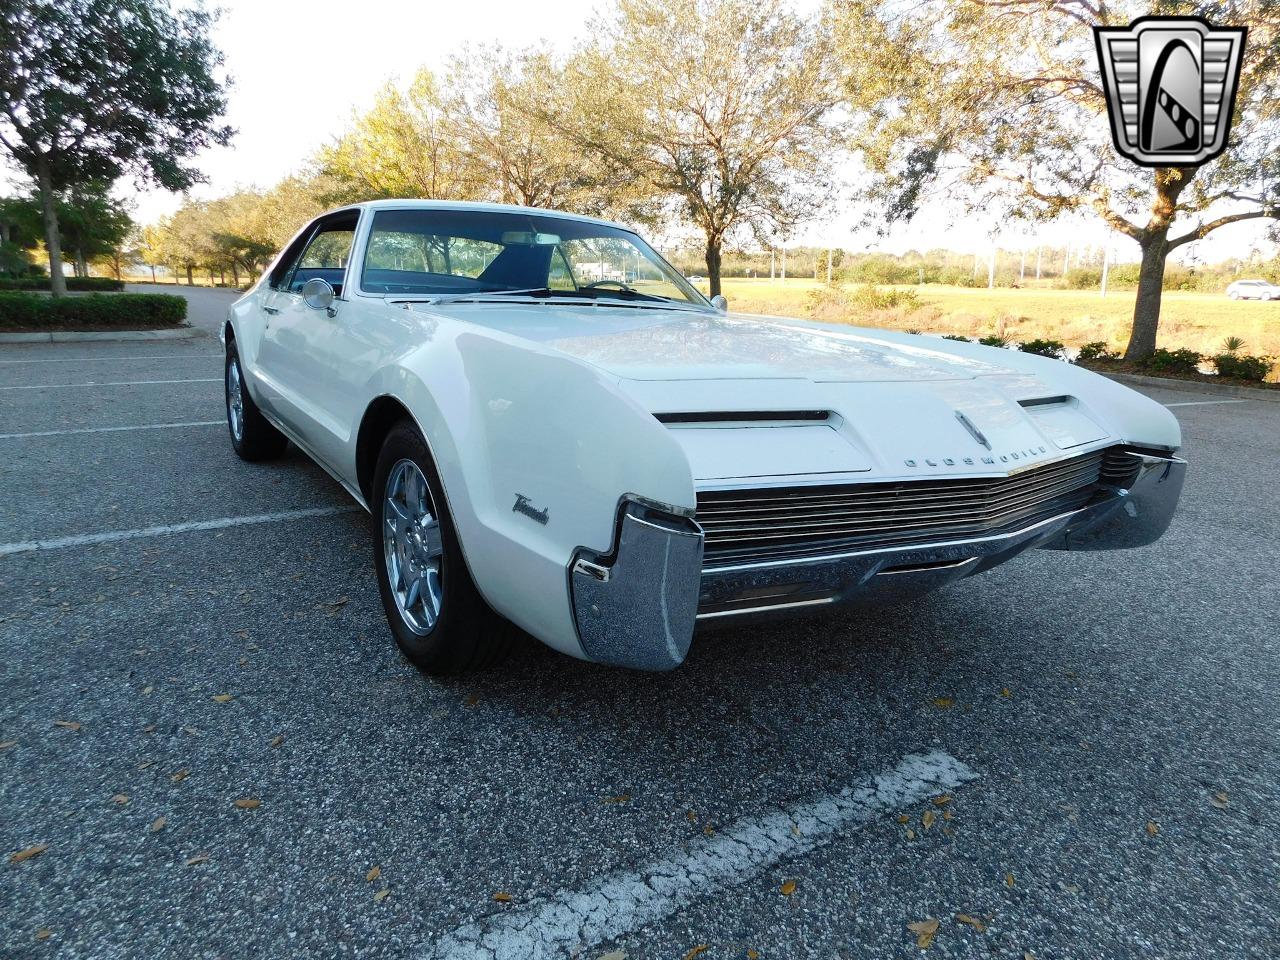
[1018,395,1072,408]
[655,410,831,425]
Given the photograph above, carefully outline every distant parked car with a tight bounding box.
[686,274,705,283]
[1226,279,1280,300]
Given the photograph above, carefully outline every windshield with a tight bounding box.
[359,208,708,307]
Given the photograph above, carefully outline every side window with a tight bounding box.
[284,215,358,296]
[269,227,315,290]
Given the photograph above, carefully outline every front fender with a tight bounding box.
[365,322,695,659]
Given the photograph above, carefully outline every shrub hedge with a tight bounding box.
[1212,352,1272,382]
[0,276,125,292]
[0,293,187,330]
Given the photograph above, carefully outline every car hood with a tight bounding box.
[422,302,1002,382]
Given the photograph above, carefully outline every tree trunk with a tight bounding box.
[35,161,68,297]
[704,235,724,297]
[1125,228,1170,360]
[151,264,157,284]
[76,247,88,279]
[186,264,194,285]
[231,262,239,287]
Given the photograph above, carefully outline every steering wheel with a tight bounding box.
[581,279,635,292]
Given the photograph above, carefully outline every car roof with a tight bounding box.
[319,199,631,233]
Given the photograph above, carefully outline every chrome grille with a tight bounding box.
[697,449,1121,566]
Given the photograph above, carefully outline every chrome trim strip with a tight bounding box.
[696,596,834,620]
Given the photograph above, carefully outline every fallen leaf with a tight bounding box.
[185,853,210,866]
[1000,687,1012,698]
[931,795,951,807]
[112,794,129,805]
[35,928,52,941]
[269,734,285,748]
[233,798,260,809]
[943,810,954,821]
[932,697,955,709]
[955,913,987,933]
[1146,821,1159,836]
[599,952,627,960]
[1211,791,1229,809]
[896,814,910,824]
[142,686,153,695]
[9,843,48,864]
[682,946,708,960]
[326,596,350,607]
[1005,872,1016,888]
[1058,881,1080,894]
[922,810,936,830]
[908,918,940,948]
[0,740,16,750]
[142,725,157,734]
[150,816,166,833]
[463,693,480,708]
[373,887,390,902]
[747,951,759,960]
[780,879,797,896]
[905,828,916,840]
[182,727,200,737]
[686,809,697,822]
[1024,954,1037,960]
[366,865,381,883]
[171,768,189,783]
[603,794,630,804]
[703,824,715,836]
[211,694,233,704]
[53,720,82,732]
[493,891,513,902]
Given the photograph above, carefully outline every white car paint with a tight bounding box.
[224,200,1183,665]
[1226,279,1280,300]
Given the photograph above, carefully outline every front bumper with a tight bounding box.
[569,452,1185,670]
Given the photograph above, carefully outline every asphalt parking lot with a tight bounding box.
[2,308,1278,959]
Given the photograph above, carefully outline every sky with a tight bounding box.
[7,0,1276,266]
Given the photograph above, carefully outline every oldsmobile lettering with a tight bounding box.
[904,445,1049,469]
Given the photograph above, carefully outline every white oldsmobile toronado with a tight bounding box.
[222,201,1186,673]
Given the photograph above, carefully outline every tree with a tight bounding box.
[836,0,1280,359]
[55,182,132,277]
[557,0,846,296]
[320,72,480,202]
[0,0,232,295]
[134,224,167,283]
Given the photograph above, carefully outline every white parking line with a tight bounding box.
[0,421,222,440]
[0,353,220,364]
[0,378,220,391]
[1163,399,1249,408]
[421,751,977,960]
[0,506,359,557]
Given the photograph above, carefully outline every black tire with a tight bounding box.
[225,344,287,461]
[371,420,511,674]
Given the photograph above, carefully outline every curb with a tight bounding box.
[0,326,204,344]
[1099,370,1280,403]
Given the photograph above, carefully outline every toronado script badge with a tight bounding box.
[1095,16,1246,168]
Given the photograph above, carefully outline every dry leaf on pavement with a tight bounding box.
[955,913,987,933]
[922,810,936,830]
[780,879,796,896]
[1005,872,1016,887]
[211,694,233,703]
[150,817,166,833]
[171,768,189,783]
[908,918,940,948]
[269,735,285,748]
[932,795,951,806]
[9,843,49,864]
[112,794,129,805]
[53,720,82,731]
[682,946,708,960]
[185,853,210,865]
[373,888,391,901]
[0,740,17,750]
[35,928,52,941]
[1210,791,1229,809]
[493,891,513,902]
[598,952,627,960]
[604,794,630,804]
[1146,821,1159,836]
[366,865,381,883]
[233,798,261,809]
[932,697,955,709]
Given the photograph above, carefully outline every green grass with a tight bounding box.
[714,278,1280,362]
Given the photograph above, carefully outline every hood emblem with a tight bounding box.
[955,411,992,450]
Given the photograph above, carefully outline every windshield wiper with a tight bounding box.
[430,287,554,304]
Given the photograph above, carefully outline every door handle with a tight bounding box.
[262,306,279,315]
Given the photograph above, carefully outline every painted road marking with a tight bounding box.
[0,378,220,391]
[0,506,359,557]
[1163,399,1249,407]
[0,421,222,440]
[421,751,978,960]
[0,353,220,364]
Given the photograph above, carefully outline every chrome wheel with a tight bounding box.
[226,358,244,442]
[382,459,444,635]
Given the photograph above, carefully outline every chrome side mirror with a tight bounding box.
[301,277,336,316]
[710,294,728,312]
